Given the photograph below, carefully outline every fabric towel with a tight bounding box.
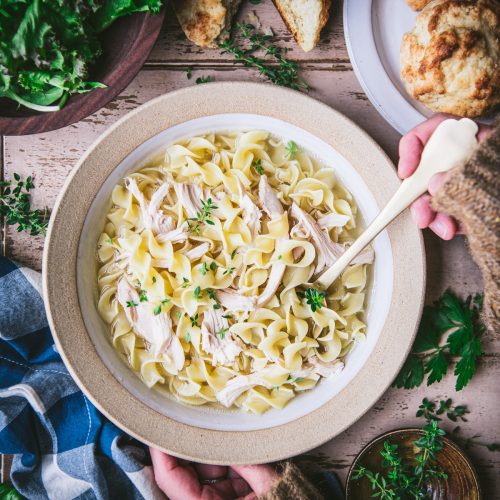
[0,257,165,500]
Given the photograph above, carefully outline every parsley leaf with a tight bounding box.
[393,290,484,391]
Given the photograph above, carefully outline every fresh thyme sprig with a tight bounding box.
[252,159,264,175]
[216,327,229,339]
[393,290,485,391]
[189,313,199,327]
[196,75,214,84]
[417,398,469,423]
[297,287,326,312]
[206,288,222,310]
[0,174,48,236]
[219,23,309,91]
[353,419,448,499]
[188,198,218,234]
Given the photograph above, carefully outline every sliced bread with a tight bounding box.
[173,0,242,48]
[273,0,332,52]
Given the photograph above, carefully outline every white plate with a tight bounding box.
[344,0,496,135]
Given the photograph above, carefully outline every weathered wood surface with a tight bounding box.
[2,1,499,497]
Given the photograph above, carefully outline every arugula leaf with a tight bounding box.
[91,0,162,32]
[0,0,162,112]
[0,484,23,500]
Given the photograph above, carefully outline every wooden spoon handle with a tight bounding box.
[316,118,479,290]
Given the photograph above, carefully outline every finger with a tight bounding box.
[457,221,467,235]
[398,114,453,179]
[231,477,253,498]
[239,493,257,500]
[410,195,436,229]
[150,448,201,500]
[230,464,278,496]
[477,124,493,142]
[428,172,450,196]
[194,463,228,480]
[429,213,457,240]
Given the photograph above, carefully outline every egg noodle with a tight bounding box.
[96,131,373,414]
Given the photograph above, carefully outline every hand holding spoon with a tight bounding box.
[315,118,479,290]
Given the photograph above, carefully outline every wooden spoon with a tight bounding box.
[316,118,479,290]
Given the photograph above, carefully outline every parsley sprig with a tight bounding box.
[219,23,309,91]
[393,290,484,391]
[297,287,326,312]
[0,174,48,236]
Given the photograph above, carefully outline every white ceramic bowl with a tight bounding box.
[77,113,394,432]
[44,82,425,463]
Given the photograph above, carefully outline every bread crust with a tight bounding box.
[273,0,332,52]
[406,0,433,10]
[400,0,500,117]
[173,0,242,48]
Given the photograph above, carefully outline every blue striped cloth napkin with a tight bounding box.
[0,257,164,499]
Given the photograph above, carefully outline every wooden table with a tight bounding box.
[2,1,499,496]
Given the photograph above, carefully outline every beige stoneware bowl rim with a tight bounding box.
[43,81,425,465]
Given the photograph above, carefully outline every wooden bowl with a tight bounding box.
[0,9,165,136]
[346,428,481,499]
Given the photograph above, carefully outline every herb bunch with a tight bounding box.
[219,23,309,91]
[0,174,48,235]
[353,418,448,499]
[0,0,162,112]
[393,290,485,391]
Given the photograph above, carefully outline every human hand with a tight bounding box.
[150,447,278,500]
[398,113,491,240]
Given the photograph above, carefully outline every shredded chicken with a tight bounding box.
[240,193,262,237]
[125,179,173,234]
[216,374,265,407]
[258,176,284,219]
[180,242,210,261]
[215,289,258,312]
[173,182,205,218]
[290,203,374,274]
[116,278,185,370]
[291,358,344,379]
[155,226,189,244]
[201,308,242,366]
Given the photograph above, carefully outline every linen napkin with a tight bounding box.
[0,257,164,500]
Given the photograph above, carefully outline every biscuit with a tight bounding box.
[406,0,433,10]
[401,0,500,117]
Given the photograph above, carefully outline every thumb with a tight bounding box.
[230,464,278,496]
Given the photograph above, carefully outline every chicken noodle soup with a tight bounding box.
[96,131,374,414]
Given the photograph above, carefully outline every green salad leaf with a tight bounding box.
[0,0,162,112]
